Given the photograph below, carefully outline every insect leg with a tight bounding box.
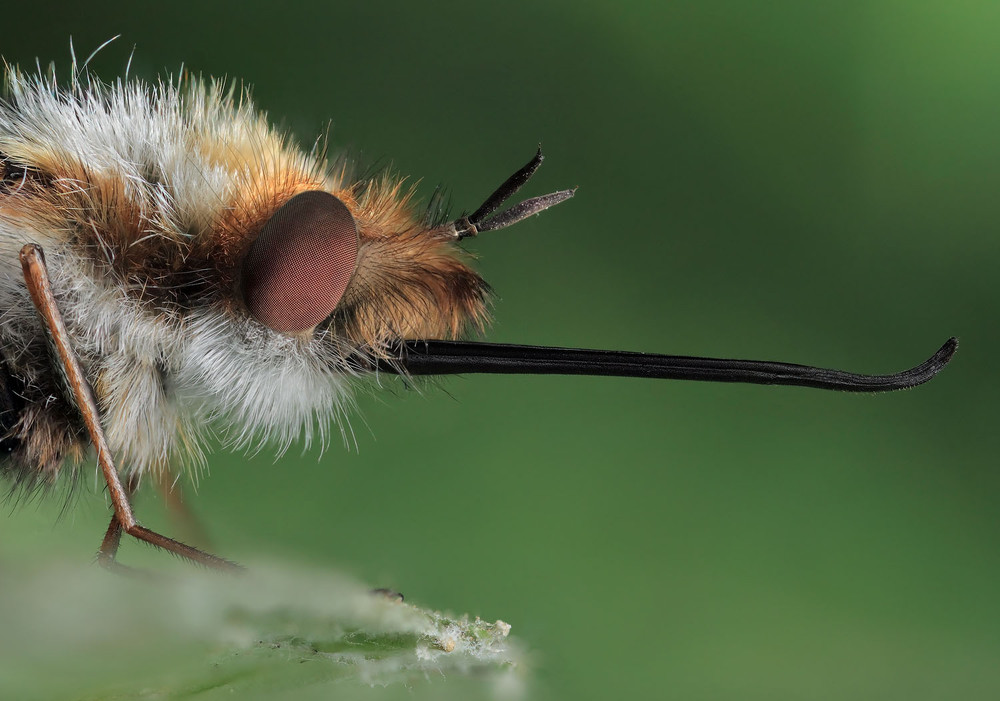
[96,473,147,574]
[19,244,241,572]
[154,469,214,550]
[98,509,125,565]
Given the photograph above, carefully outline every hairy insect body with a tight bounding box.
[0,69,487,489]
[0,58,952,569]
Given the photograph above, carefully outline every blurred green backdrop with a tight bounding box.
[2,1,998,699]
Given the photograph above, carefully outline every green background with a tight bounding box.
[2,1,998,699]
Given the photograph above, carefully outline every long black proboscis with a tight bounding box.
[379,338,958,392]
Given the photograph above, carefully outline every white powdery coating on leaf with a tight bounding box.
[1,560,527,698]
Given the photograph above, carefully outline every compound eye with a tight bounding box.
[241,191,360,334]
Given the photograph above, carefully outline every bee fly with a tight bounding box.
[0,61,956,571]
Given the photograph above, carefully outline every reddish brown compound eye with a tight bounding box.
[241,191,360,334]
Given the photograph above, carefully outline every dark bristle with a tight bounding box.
[0,152,37,193]
[423,184,455,228]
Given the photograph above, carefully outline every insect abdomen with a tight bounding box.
[0,358,24,456]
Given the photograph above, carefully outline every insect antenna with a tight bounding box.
[447,147,576,239]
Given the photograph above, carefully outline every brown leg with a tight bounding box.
[97,475,158,577]
[97,510,157,577]
[154,470,214,549]
[20,244,241,572]
[98,510,125,566]
[98,473,141,568]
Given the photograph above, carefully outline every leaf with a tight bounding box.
[0,561,525,700]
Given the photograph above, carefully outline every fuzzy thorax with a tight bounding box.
[0,66,488,483]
